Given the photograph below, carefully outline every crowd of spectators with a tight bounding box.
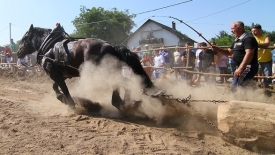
[0,38,32,67]
[130,21,275,97]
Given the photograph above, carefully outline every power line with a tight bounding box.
[0,26,9,34]
[133,0,192,16]
[186,0,251,22]
[151,0,253,29]
[73,0,192,27]
[7,1,193,28]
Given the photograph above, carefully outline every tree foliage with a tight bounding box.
[210,30,234,46]
[210,24,275,46]
[71,6,135,45]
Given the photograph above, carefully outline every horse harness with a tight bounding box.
[51,39,71,66]
[36,24,84,79]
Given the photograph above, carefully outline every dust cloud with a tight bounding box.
[72,56,144,117]
[32,55,273,128]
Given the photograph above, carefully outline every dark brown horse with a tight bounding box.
[17,24,155,110]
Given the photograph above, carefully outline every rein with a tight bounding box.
[21,60,38,68]
[44,57,80,71]
[37,30,66,64]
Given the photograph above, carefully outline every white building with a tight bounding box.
[123,19,196,50]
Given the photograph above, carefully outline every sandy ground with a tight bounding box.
[0,66,274,155]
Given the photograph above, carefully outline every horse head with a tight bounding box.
[17,24,51,58]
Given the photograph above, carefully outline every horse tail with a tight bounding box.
[113,46,154,88]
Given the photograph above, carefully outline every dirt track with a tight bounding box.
[0,69,273,155]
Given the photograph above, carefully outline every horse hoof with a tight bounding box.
[56,94,69,104]
[68,104,76,110]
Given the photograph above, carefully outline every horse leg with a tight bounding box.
[54,78,75,109]
[53,82,66,103]
[111,86,140,111]
[111,87,123,110]
[44,60,75,109]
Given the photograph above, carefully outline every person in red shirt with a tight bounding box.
[4,45,13,63]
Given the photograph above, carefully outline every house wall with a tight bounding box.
[127,21,180,50]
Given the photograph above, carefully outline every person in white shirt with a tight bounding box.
[193,43,202,85]
[153,50,165,79]
[173,46,183,79]
[195,43,202,70]
[17,55,29,66]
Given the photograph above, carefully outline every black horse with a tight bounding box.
[17,24,155,110]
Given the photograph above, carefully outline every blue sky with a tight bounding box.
[0,0,274,46]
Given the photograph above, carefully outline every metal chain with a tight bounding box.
[184,100,236,139]
[150,92,228,104]
[147,91,237,139]
[189,99,229,104]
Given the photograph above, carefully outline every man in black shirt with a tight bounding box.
[198,42,218,85]
[181,42,196,85]
[212,21,258,91]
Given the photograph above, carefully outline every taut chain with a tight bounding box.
[148,91,237,139]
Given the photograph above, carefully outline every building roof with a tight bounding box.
[123,19,197,44]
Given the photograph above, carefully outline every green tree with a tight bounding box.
[210,30,234,46]
[71,6,135,45]
[268,31,275,46]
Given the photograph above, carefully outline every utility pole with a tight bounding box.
[9,23,11,41]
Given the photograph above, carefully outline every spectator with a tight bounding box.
[198,42,218,85]
[173,46,183,79]
[144,44,153,59]
[17,55,29,66]
[10,39,17,52]
[251,24,272,90]
[271,43,275,83]
[131,47,137,52]
[195,43,202,68]
[135,46,143,60]
[212,21,258,92]
[217,53,229,83]
[181,42,196,85]
[140,52,153,79]
[10,38,17,64]
[153,50,165,79]
[4,45,12,63]
[159,46,171,69]
[211,41,228,83]
[193,43,202,85]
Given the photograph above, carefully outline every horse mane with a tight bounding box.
[113,46,154,88]
[34,27,52,34]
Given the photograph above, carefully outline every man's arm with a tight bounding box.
[181,55,186,62]
[164,51,170,58]
[258,34,270,48]
[238,49,254,71]
[212,46,233,56]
